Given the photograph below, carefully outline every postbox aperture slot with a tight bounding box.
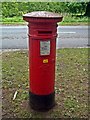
[40,41,50,56]
[38,31,52,35]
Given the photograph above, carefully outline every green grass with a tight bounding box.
[2,48,89,118]
[0,15,89,25]
[0,16,25,25]
[60,15,89,25]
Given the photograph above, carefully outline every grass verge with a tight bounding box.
[2,48,89,118]
[59,15,89,26]
[0,15,89,25]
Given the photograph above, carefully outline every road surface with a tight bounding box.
[0,25,89,49]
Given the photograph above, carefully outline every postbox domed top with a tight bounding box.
[23,11,62,18]
[23,11,63,23]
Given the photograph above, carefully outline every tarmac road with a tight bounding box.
[0,25,89,49]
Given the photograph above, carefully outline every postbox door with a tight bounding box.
[29,37,56,95]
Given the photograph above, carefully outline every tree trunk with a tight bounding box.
[84,2,90,17]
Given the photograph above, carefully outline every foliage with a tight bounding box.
[1,2,88,18]
[64,2,86,15]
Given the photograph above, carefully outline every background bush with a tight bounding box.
[1,2,89,18]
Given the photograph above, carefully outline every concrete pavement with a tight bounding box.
[0,25,89,49]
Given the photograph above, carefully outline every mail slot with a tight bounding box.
[23,11,63,111]
[38,31,52,35]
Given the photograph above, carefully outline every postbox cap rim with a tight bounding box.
[23,11,62,19]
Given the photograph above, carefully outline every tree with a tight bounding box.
[84,2,90,17]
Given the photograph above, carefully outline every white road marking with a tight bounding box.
[57,32,76,34]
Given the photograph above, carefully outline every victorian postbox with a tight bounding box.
[23,11,63,110]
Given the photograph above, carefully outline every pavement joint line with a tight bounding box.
[0,49,28,53]
[0,25,89,28]
[0,47,89,53]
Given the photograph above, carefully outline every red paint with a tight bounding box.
[23,11,63,95]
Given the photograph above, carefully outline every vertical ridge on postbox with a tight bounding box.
[23,11,63,111]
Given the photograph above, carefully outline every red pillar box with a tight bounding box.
[23,11,63,111]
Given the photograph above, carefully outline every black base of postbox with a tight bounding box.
[29,91,55,111]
